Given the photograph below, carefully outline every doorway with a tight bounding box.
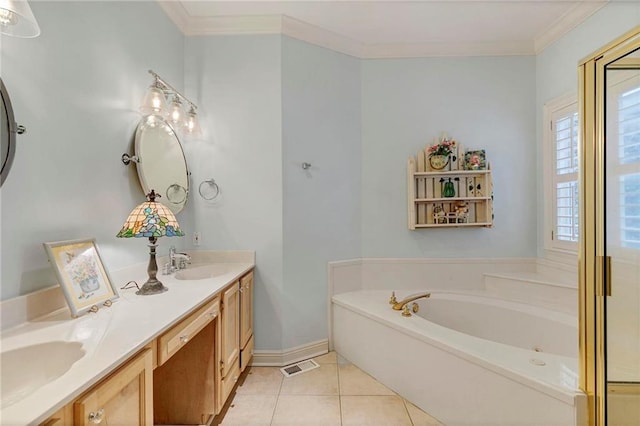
[580,26,640,425]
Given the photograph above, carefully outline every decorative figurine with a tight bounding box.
[433,204,447,224]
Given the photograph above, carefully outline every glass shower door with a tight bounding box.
[604,48,640,426]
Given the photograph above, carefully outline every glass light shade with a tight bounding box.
[140,83,168,116]
[116,198,184,239]
[0,0,40,38]
[168,96,184,129]
[185,106,201,135]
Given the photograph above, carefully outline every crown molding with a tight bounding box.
[281,15,362,58]
[157,1,190,33]
[159,1,605,58]
[534,1,608,54]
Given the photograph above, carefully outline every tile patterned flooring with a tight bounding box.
[214,352,443,426]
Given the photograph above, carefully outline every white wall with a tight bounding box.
[535,2,640,262]
[281,36,361,349]
[361,56,537,258]
[183,35,284,351]
[0,1,184,299]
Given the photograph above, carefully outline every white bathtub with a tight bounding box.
[332,290,587,425]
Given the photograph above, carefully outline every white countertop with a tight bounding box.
[0,251,254,425]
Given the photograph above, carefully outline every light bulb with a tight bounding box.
[140,81,168,116]
[185,106,201,135]
[168,96,184,128]
[0,8,17,26]
[0,0,40,37]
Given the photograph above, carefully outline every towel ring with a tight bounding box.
[166,183,188,204]
[199,179,220,201]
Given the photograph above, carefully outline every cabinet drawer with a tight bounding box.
[240,334,254,373]
[74,349,153,426]
[220,359,240,409]
[158,297,219,366]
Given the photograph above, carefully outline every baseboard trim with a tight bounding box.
[251,339,329,367]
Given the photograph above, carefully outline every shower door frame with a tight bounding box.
[579,25,640,426]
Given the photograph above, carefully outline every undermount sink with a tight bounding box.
[1,341,85,408]
[174,264,231,280]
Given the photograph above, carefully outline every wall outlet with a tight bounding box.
[193,232,201,246]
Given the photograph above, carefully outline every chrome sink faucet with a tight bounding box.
[166,246,191,273]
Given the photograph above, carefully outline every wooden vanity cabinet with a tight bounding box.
[239,271,254,372]
[39,404,72,426]
[153,297,220,425]
[74,348,153,426]
[219,281,240,409]
[38,268,255,426]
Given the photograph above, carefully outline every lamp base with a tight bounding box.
[136,278,168,296]
[136,237,168,295]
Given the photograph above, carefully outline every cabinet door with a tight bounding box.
[39,404,72,426]
[74,349,153,426]
[240,271,254,349]
[220,281,240,378]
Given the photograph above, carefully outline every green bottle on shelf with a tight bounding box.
[443,178,456,198]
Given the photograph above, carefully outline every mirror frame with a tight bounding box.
[133,116,190,214]
[1,78,18,187]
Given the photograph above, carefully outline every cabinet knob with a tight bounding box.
[179,335,189,344]
[209,311,217,318]
[88,409,104,424]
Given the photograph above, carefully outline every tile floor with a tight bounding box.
[214,352,443,426]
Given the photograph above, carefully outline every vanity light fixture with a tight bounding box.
[116,190,184,295]
[0,0,40,38]
[140,70,201,136]
[140,78,168,116]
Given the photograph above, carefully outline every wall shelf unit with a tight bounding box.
[408,151,493,229]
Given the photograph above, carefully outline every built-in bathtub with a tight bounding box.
[332,290,587,425]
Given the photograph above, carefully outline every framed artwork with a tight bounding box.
[43,238,119,317]
[464,150,486,170]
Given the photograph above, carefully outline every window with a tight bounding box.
[543,95,579,252]
[609,79,640,251]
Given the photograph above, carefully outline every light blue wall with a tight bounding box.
[281,36,361,348]
[535,2,640,259]
[361,56,537,258]
[0,1,184,299]
[3,1,637,354]
[184,35,284,351]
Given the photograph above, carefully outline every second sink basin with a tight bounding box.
[1,341,85,408]
[174,264,231,280]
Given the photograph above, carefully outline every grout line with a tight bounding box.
[402,398,416,426]
[269,366,286,426]
[336,356,343,425]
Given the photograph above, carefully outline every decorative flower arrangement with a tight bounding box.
[65,252,96,281]
[427,136,457,158]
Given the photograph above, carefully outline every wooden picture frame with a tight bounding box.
[464,150,487,170]
[43,238,119,317]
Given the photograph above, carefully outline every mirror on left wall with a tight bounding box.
[1,78,23,187]
[128,115,190,214]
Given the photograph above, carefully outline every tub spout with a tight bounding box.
[392,292,431,310]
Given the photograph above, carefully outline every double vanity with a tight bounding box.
[0,250,255,425]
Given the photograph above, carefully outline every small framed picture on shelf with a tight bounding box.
[464,150,486,170]
[43,238,119,317]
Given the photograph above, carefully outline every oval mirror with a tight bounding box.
[1,78,18,187]
[134,116,189,214]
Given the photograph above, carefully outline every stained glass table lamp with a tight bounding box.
[117,190,184,295]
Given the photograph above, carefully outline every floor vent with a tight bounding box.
[280,359,320,378]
